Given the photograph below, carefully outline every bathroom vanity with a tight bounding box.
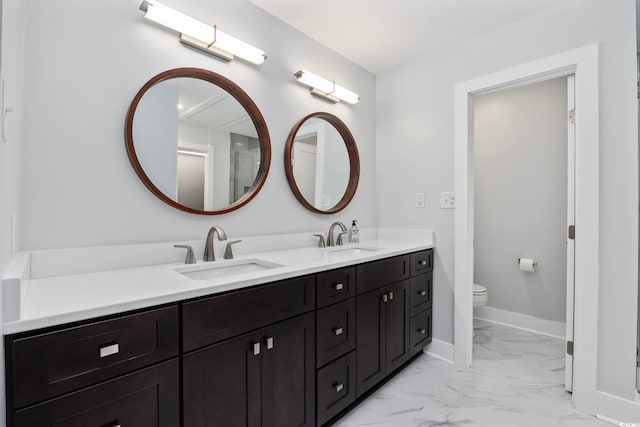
[2,240,433,426]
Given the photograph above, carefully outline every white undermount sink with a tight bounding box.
[175,259,284,281]
[329,246,382,256]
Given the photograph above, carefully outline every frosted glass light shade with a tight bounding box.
[140,1,266,65]
[294,69,359,104]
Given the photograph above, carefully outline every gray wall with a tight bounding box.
[473,77,568,323]
[18,0,376,249]
[376,0,637,400]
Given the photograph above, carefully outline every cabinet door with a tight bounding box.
[316,298,356,368]
[356,289,386,397]
[261,312,315,427]
[13,359,179,427]
[385,280,411,373]
[183,331,261,427]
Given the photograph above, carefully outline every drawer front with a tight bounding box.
[183,275,315,352]
[411,249,433,276]
[10,306,179,409]
[410,272,433,317]
[356,255,410,294]
[316,298,356,368]
[316,266,356,308]
[13,358,180,427]
[410,309,432,356]
[317,351,356,426]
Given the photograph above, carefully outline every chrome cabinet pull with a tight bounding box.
[382,293,388,303]
[389,291,394,301]
[99,343,120,358]
[334,283,344,291]
[419,290,426,297]
[333,327,343,336]
[418,328,426,335]
[420,260,427,266]
[266,336,274,350]
[101,420,120,427]
[334,383,344,393]
[253,341,261,356]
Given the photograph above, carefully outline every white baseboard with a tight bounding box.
[596,391,640,425]
[424,338,454,364]
[474,306,566,339]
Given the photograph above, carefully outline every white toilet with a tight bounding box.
[473,283,488,308]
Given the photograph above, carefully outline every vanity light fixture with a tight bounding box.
[294,69,359,104]
[139,1,266,65]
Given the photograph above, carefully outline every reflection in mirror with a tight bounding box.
[292,118,349,210]
[126,68,271,215]
[285,112,359,214]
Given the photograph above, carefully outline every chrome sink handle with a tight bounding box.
[313,234,326,248]
[223,240,242,260]
[336,231,348,246]
[174,245,196,264]
[203,226,228,262]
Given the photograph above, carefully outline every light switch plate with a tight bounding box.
[440,192,455,209]
[321,194,330,207]
[415,192,425,208]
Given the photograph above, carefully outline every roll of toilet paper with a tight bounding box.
[519,258,536,272]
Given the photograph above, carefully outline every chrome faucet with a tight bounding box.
[203,226,228,261]
[327,222,348,246]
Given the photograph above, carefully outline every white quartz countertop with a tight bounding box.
[4,237,433,335]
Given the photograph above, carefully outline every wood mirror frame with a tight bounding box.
[284,112,360,214]
[124,67,271,215]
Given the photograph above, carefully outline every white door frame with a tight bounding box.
[454,44,599,412]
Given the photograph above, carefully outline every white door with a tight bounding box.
[565,74,576,392]
[292,140,318,202]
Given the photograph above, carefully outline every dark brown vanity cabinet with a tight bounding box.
[5,248,434,427]
[183,312,316,427]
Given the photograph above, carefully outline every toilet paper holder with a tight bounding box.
[517,258,538,267]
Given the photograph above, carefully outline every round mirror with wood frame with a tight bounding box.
[125,68,271,215]
[284,112,360,214]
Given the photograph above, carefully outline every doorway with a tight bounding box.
[471,75,575,391]
[453,44,600,407]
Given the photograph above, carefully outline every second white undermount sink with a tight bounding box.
[175,259,284,281]
[329,246,382,256]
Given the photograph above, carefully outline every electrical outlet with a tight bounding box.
[440,192,455,209]
[415,192,425,208]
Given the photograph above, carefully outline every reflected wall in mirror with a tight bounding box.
[285,112,359,214]
[125,68,271,215]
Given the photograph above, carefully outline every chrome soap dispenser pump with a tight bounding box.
[348,220,359,243]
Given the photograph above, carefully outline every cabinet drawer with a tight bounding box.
[316,266,356,308]
[183,275,315,352]
[410,309,432,356]
[411,249,433,276]
[410,272,433,317]
[13,358,179,427]
[316,298,356,368]
[356,255,410,294]
[317,351,356,426]
[9,306,179,409]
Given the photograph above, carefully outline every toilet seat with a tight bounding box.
[473,284,487,295]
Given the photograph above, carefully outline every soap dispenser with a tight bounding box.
[349,220,359,243]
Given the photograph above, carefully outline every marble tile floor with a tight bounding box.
[334,320,611,427]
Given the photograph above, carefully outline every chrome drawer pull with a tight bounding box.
[334,283,344,291]
[333,327,343,336]
[99,343,120,358]
[334,383,344,393]
[389,291,394,301]
[419,290,426,297]
[101,420,120,427]
[253,341,261,356]
[382,293,388,303]
[266,336,274,350]
[420,260,427,266]
[418,328,426,335]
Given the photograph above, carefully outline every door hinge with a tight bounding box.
[567,341,574,356]
[568,225,575,240]
[636,348,640,367]
[568,108,575,124]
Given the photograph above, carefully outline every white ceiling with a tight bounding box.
[249,0,568,74]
